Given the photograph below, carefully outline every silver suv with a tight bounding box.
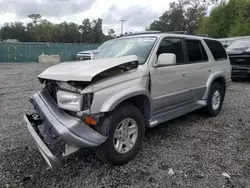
[24,32,231,170]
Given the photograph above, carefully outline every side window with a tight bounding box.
[204,39,228,60]
[185,39,208,63]
[157,38,184,64]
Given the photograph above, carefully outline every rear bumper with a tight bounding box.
[24,89,107,169]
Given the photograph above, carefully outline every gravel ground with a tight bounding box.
[0,63,250,188]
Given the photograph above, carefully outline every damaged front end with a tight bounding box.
[24,88,107,170]
[24,55,139,169]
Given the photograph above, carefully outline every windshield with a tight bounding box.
[97,41,110,50]
[227,38,250,51]
[95,37,157,64]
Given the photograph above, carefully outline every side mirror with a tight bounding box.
[157,53,176,67]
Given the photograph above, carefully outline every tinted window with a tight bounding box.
[157,38,184,64]
[185,39,208,63]
[204,39,227,60]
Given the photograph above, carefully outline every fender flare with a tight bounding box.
[203,72,226,99]
[100,86,152,116]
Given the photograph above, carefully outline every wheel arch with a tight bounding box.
[203,72,226,100]
[100,88,152,120]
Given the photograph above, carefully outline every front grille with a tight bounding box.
[77,56,91,60]
[79,53,91,55]
[77,53,92,60]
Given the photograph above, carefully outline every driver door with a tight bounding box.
[149,37,192,111]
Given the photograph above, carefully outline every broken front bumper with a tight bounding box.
[24,89,107,170]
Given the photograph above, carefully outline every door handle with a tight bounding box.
[182,73,187,77]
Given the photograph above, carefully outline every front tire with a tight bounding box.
[203,82,224,117]
[96,104,145,165]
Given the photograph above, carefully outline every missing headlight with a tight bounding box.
[82,93,94,111]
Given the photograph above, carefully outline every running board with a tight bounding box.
[196,100,207,106]
[149,100,206,128]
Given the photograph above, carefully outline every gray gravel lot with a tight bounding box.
[0,63,250,188]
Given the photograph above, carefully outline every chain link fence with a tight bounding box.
[0,42,100,62]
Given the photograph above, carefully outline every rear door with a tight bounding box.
[183,38,213,101]
[204,39,231,80]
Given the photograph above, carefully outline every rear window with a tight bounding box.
[204,39,227,61]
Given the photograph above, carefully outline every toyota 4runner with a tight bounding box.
[24,32,231,170]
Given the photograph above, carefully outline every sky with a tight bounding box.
[0,0,174,34]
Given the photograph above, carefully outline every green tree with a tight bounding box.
[149,1,186,32]
[28,19,54,42]
[108,29,115,37]
[28,14,42,24]
[0,22,30,42]
[197,4,231,37]
[61,22,80,43]
[79,18,93,42]
[91,18,104,43]
[196,0,250,38]
[51,24,65,43]
[79,18,105,43]
[228,0,250,36]
[0,14,109,43]
[149,0,219,34]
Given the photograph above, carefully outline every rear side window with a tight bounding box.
[185,39,208,63]
[204,39,227,61]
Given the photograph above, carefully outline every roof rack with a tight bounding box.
[167,31,188,34]
[185,34,212,38]
[166,32,212,38]
[122,31,162,37]
[118,30,212,38]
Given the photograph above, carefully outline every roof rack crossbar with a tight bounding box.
[167,31,188,34]
[118,30,213,38]
[123,31,161,37]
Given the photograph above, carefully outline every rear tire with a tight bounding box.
[203,82,224,117]
[96,104,145,165]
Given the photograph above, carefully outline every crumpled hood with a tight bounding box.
[38,55,138,82]
[227,47,250,55]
